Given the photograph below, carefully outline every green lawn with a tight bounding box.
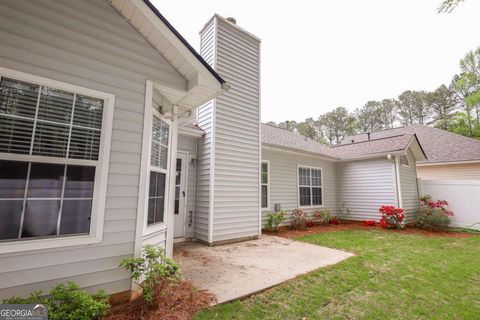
[194,229,480,320]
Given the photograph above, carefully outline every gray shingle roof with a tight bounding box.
[261,124,420,160]
[342,124,480,163]
[331,134,415,159]
[261,124,337,159]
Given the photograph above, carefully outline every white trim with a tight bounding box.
[174,151,188,238]
[143,111,173,237]
[296,164,324,209]
[260,160,270,210]
[165,114,178,257]
[262,145,337,162]
[134,80,153,263]
[0,67,114,254]
[395,156,403,208]
[178,126,204,138]
[208,100,216,244]
[417,160,480,166]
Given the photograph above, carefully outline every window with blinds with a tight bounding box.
[261,161,269,209]
[147,115,170,226]
[0,76,105,242]
[0,78,103,160]
[298,166,323,207]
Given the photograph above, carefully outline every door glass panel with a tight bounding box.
[174,158,182,214]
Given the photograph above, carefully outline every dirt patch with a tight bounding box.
[265,221,475,239]
[104,280,215,320]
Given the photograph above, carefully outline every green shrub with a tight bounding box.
[416,207,452,231]
[313,209,331,226]
[266,211,286,232]
[3,282,109,320]
[120,244,180,304]
[290,208,307,230]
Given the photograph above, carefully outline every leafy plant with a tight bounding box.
[120,244,181,304]
[290,208,307,230]
[416,195,454,231]
[313,209,331,226]
[266,211,286,232]
[379,205,405,229]
[3,282,109,320]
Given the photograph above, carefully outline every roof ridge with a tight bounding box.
[331,134,409,148]
[345,125,410,138]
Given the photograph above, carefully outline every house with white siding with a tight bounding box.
[0,0,427,300]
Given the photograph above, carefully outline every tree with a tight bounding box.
[425,85,456,130]
[438,0,466,13]
[318,107,356,145]
[380,99,399,129]
[397,90,430,125]
[265,121,277,127]
[355,101,384,132]
[297,117,318,140]
[277,120,297,131]
[459,47,480,126]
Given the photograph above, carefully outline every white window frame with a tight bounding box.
[400,154,410,167]
[297,164,324,208]
[143,106,172,237]
[261,160,270,210]
[0,67,114,254]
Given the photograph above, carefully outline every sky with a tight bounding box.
[153,0,480,123]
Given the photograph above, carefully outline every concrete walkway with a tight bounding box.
[173,235,353,304]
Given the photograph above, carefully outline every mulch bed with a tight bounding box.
[265,221,475,239]
[104,280,215,320]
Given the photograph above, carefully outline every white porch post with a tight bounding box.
[166,108,178,257]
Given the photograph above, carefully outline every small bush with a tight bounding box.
[120,244,180,304]
[379,205,405,229]
[3,282,109,320]
[266,211,286,232]
[416,194,454,231]
[290,208,307,230]
[337,202,351,223]
[313,209,331,226]
[363,220,376,226]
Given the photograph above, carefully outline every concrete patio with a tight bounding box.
[173,235,353,304]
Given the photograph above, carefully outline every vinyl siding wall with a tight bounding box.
[178,134,197,238]
[398,150,420,222]
[211,18,261,242]
[417,163,480,180]
[0,0,185,298]
[194,17,216,242]
[337,157,397,221]
[261,148,337,225]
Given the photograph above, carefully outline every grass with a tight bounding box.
[194,229,480,320]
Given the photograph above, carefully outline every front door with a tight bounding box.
[173,152,187,238]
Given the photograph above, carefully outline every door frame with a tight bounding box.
[174,151,188,238]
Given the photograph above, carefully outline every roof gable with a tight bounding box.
[342,124,480,163]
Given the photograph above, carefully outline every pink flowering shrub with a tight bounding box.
[416,195,454,231]
[378,205,405,229]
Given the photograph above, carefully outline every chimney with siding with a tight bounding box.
[195,15,261,244]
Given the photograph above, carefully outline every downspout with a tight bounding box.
[394,155,403,208]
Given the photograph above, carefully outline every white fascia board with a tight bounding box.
[417,159,480,166]
[261,145,338,162]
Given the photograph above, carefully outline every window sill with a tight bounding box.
[0,234,102,255]
[143,222,167,238]
[299,205,325,209]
